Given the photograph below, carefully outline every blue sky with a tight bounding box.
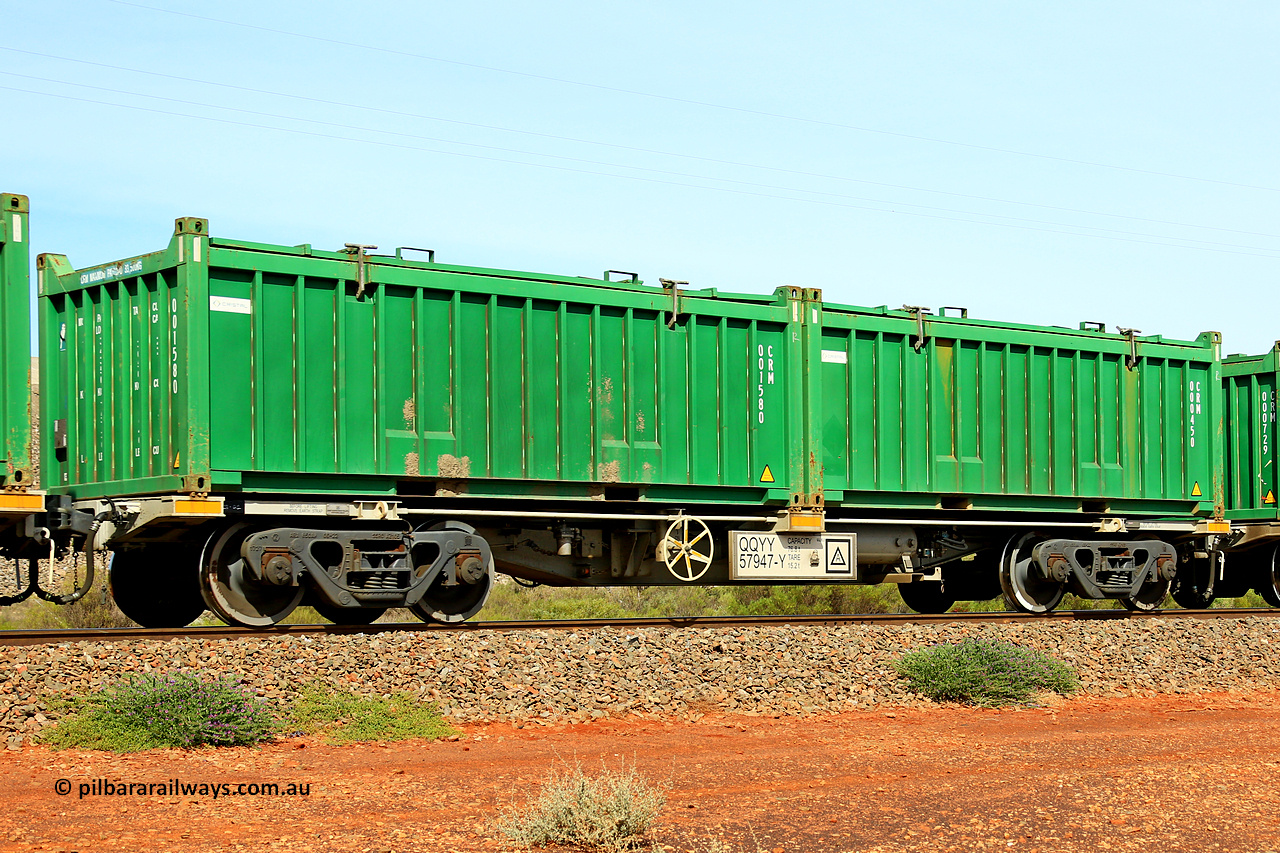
[5,0,1278,354]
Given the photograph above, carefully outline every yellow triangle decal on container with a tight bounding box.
[173,452,181,470]
[1265,489,1276,505]
[1191,482,1202,497]
[760,465,775,484]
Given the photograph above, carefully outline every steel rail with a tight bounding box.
[1,608,1277,647]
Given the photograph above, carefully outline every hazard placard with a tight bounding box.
[730,531,858,580]
[1191,482,1202,497]
[825,538,852,574]
[1266,489,1276,505]
[759,465,775,484]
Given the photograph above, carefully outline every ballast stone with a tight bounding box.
[0,618,1278,743]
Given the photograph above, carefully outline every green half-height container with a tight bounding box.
[37,220,808,504]
[1223,344,1280,520]
[817,305,1223,517]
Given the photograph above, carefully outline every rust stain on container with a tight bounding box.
[598,376,616,440]
[437,454,471,478]
[402,399,416,431]
[636,410,645,432]
[404,452,420,476]
[597,460,621,482]
[436,481,466,497]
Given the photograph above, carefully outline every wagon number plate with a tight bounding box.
[729,532,857,580]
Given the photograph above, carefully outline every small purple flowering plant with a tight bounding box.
[45,670,276,751]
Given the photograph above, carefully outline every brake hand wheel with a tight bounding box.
[659,515,713,582]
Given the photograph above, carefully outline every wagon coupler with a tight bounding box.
[1,500,101,606]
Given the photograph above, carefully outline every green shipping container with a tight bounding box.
[33,215,1222,518]
[0,193,31,489]
[1223,344,1280,520]
[817,305,1223,517]
[37,219,808,504]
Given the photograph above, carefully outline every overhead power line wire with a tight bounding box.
[3,82,1278,262]
[3,46,1276,243]
[101,0,1280,195]
[6,69,1278,254]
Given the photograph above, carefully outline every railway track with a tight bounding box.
[2,607,1277,646]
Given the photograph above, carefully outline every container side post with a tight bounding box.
[780,285,825,511]
[36,252,74,492]
[174,217,212,493]
[802,288,825,509]
[1200,331,1225,518]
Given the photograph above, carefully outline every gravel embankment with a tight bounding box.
[3,617,1279,747]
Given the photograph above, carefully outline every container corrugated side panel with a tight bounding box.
[203,241,799,501]
[818,307,1222,516]
[37,221,211,497]
[0,193,31,488]
[1223,346,1279,520]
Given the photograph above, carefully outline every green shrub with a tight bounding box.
[288,683,456,744]
[49,589,141,628]
[723,583,905,615]
[279,606,324,624]
[894,637,1079,707]
[597,585,724,619]
[44,672,274,751]
[498,761,666,851]
[478,579,914,622]
[1216,590,1267,608]
[0,575,139,630]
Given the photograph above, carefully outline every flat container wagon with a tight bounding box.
[0,199,1248,625]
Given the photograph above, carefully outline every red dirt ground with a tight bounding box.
[3,690,1279,853]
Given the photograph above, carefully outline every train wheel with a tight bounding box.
[200,524,303,627]
[109,545,206,628]
[1257,545,1280,608]
[1170,555,1216,610]
[999,533,1064,614]
[1120,576,1170,612]
[410,556,495,624]
[898,580,955,614]
[311,598,387,625]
